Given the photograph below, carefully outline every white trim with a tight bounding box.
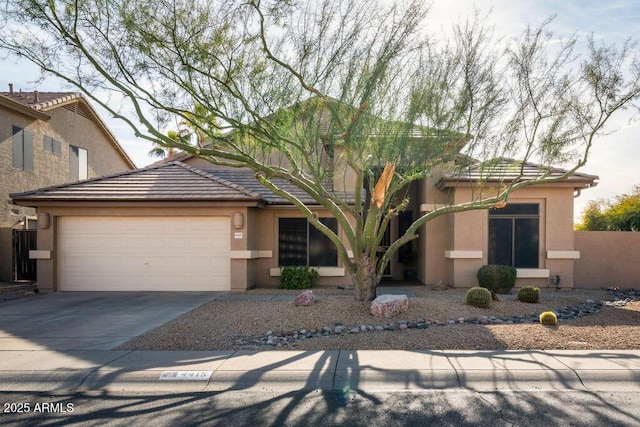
[230,250,273,259]
[420,203,448,213]
[270,267,345,277]
[29,250,51,260]
[346,250,354,259]
[547,250,580,259]
[444,250,483,259]
[517,268,550,278]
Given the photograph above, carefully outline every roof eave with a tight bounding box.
[11,199,263,208]
[0,94,50,120]
[437,177,599,191]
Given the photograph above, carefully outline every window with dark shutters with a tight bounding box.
[12,126,34,172]
[43,135,62,154]
[69,145,88,181]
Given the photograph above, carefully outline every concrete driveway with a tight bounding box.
[0,292,224,351]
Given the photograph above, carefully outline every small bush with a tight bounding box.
[539,311,558,326]
[477,264,517,294]
[279,266,319,290]
[465,287,492,308]
[517,286,540,303]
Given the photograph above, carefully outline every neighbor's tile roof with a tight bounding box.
[438,157,599,189]
[0,91,83,111]
[10,162,263,203]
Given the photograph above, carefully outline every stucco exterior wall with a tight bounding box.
[575,232,640,289]
[418,175,452,285]
[429,185,580,289]
[181,156,235,169]
[45,106,133,177]
[1,102,133,281]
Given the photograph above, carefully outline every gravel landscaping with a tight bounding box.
[0,282,38,302]
[116,286,640,352]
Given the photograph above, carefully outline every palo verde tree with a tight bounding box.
[3,1,640,300]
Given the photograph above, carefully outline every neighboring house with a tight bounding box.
[1,85,136,282]
[11,154,597,292]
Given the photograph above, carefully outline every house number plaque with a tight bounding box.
[159,371,213,381]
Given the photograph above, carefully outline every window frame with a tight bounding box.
[278,217,338,267]
[43,135,62,155]
[12,126,34,172]
[488,203,540,268]
[69,145,88,181]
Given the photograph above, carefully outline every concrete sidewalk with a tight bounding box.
[0,349,638,393]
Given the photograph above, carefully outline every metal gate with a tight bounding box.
[12,229,37,281]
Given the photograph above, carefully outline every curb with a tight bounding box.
[1,350,639,393]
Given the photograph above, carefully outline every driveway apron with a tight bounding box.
[0,292,224,350]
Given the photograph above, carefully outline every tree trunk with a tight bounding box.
[352,253,379,301]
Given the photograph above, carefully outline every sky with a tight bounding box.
[2,0,639,222]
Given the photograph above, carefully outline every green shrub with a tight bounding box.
[477,264,517,294]
[517,286,540,303]
[539,311,558,326]
[465,287,492,308]
[279,266,319,290]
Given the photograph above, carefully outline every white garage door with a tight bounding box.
[58,216,230,291]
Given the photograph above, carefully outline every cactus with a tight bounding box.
[539,311,558,325]
[517,286,540,303]
[465,287,492,308]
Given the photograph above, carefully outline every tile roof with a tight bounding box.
[0,91,83,111]
[11,162,263,203]
[199,168,361,205]
[11,162,360,205]
[438,158,599,189]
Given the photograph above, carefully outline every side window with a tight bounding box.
[12,126,34,172]
[43,136,62,154]
[488,203,540,268]
[69,145,88,181]
[278,217,338,267]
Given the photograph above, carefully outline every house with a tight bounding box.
[10,152,598,292]
[0,85,136,282]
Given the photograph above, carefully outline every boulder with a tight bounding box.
[370,294,409,318]
[430,280,449,291]
[293,290,314,306]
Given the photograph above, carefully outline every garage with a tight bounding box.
[11,162,264,292]
[58,216,231,291]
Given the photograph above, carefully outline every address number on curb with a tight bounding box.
[159,371,213,381]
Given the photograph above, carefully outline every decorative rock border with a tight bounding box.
[235,289,640,348]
